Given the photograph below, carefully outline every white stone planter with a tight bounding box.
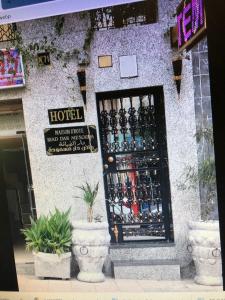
[188,221,222,285]
[72,221,110,283]
[33,252,71,279]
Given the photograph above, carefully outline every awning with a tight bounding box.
[0,0,143,25]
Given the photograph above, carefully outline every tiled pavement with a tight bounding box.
[14,245,223,293]
[17,275,223,293]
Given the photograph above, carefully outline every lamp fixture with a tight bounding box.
[172,55,183,97]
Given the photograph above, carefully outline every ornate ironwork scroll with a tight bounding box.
[98,88,173,243]
[90,0,158,31]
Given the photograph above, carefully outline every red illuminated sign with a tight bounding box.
[176,0,206,52]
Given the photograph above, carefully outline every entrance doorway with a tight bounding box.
[97,87,173,244]
[0,99,36,271]
[0,135,36,259]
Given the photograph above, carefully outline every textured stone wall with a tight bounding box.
[0,112,25,136]
[0,0,200,268]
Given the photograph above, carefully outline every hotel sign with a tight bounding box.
[0,0,142,25]
[44,125,98,156]
[177,0,206,52]
[48,107,85,125]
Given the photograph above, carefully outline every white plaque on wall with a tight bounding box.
[119,55,138,78]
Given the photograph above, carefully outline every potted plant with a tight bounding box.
[72,181,110,282]
[22,208,72,279]
[180,127,222,285]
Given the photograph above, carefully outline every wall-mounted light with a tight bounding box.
[77,50,90,66]
[172,56,183,97]
[77,68,87,110]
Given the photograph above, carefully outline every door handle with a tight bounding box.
[108,156,114,163]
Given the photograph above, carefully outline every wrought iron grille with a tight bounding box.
[97,88,173,243]
[0,24,16,42]
[90,0,158,30]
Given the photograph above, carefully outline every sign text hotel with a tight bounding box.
[48,107,84,125]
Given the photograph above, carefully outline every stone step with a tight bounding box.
[109,243,177,261]
[112,259,180,280]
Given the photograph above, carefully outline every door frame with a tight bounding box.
[96,86,173,244]
[0,150,19,291]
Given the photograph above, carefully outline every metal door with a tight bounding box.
[97,87,173,243]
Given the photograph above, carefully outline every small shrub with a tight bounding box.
[21,208,72,255]
[178,126,217,221]
[75,182,99,222]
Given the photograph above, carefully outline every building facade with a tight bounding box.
[0,0,203,278]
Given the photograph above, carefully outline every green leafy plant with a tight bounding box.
[21,208,72,255]
[83,27,95,52]
[11,15,94,72]
[54,15,65,36]
[178,126,217,221]
[75,182,99,222]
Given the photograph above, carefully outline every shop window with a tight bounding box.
[90,0,158,30]
[0,23,17,42]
